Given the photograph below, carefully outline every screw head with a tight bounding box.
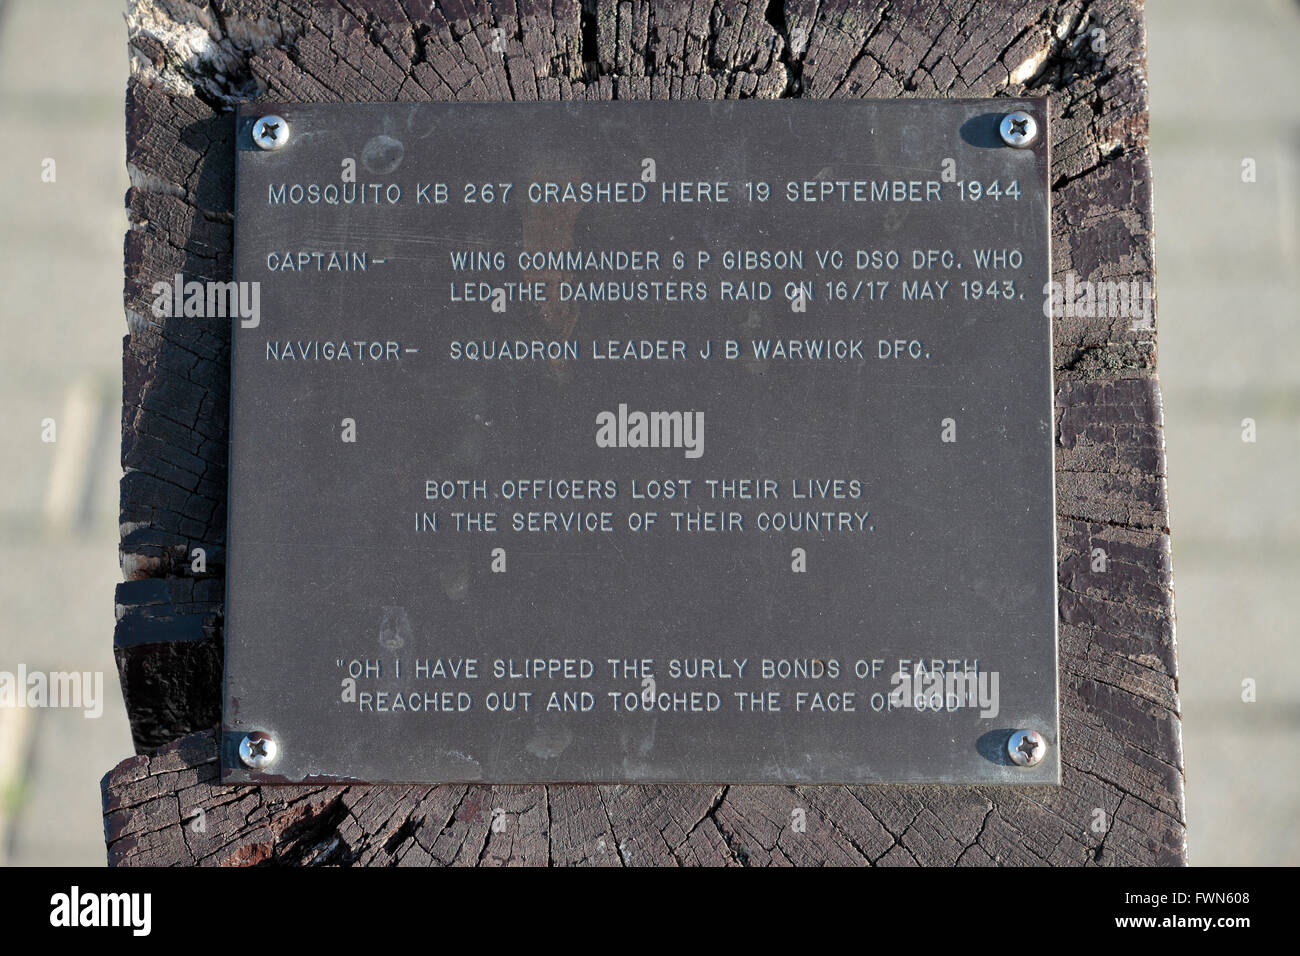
[999,110,1038,149]
[1007,729,1047,767]
[238,731,278,770]
[252,114,290,151]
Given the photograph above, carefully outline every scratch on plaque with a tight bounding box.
[378,606,410,650]
[361,135,404,175]
[527,727,573,759]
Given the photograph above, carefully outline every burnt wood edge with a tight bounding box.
[106,0,1184,866]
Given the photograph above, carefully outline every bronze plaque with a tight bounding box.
[224,100,1058,785]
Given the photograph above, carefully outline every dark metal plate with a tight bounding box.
[225,99,1058,785]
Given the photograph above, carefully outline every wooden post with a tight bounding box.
[105,0,1184,866]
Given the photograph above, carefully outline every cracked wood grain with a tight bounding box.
[106,0,1185,865]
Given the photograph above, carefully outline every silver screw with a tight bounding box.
[999,110,1038,149]
[252,114,290,151]
[238,731,278,769]
[1007,729,1046,767]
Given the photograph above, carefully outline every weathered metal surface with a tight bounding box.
[224,99,1056,785]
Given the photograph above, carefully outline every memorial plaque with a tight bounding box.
[224,100,1058,785]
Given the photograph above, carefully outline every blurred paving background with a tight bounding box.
[0,0,133,865]
[1147,0,1300,866]
[0,0,1295,864]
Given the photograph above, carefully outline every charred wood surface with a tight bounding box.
[106,0,1183,866]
